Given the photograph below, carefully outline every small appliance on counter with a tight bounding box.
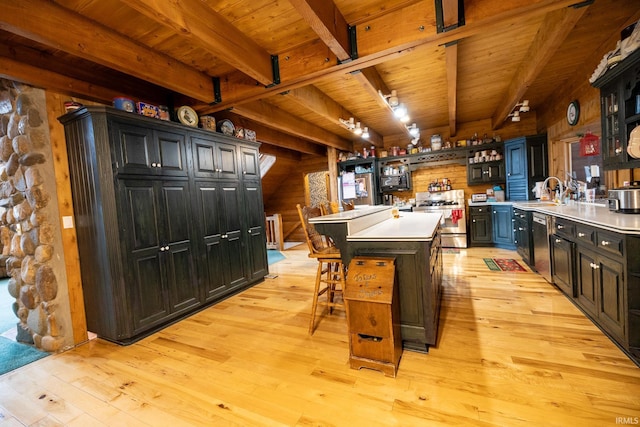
[471,193,487,202]
[608,182,640,213]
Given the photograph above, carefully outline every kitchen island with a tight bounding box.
[311,209,443,352]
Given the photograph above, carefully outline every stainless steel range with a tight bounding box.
[413,190,467,248]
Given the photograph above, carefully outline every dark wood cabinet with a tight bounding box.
[469,206,492,246]
[59,106,267,344]
[592,48,640,170]
[112,121,189,177]
[504,135,548,200]
[550,234,575,297]
[513,208,533,266]
[467,161,504,185]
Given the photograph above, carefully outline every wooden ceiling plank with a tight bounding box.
[491,4,590,129]
[125,0,274,86]
[231,100,352,152]
[288,0,351,61]
[0,0,215,102]
[445,42,458,136]
[202,0,582,112]
[285,85,383,146]
[0,56,127,103]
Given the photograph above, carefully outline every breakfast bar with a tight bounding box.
[311,208,443,352]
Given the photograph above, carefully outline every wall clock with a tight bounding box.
[567,100,580,126]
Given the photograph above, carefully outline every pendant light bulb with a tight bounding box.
[394,103,407,119]
[354,122,363,135]
[362,127,369,139]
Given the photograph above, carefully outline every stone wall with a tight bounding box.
[0,79,71,352]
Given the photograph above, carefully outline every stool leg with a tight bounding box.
[309,260,324,335]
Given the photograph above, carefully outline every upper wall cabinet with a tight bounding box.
[111,120,189,177]
[592,48,640,171]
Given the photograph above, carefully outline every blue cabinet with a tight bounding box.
[505,135,548,201]
[492,205,514,249]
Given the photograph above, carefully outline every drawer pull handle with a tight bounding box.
[557,225,564,229]
[578,232,585,237]
[555,239,561,243]
[518,227,524,231]
[601,240,610,246]
[357,334,383,342]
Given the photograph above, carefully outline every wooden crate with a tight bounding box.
[344,257,402,377]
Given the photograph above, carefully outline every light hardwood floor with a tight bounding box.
[1,245,639,426]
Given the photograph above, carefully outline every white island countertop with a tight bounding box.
[347,211,442,242]
[308,205,391,222]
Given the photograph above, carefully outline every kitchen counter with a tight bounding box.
[468,200,640,235]
[347,212,441,241]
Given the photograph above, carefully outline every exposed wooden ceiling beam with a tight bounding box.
[231,100,352,152]
[445,42,458,137]
[201,0,583,112]
[491,4,590,129]
[287,1,409,141]
[0,0,215,103]
[0,56,124,103]
[125,0,274,86]
[215,111,327,156]
[284,85,383,146]
[288,0,351,60]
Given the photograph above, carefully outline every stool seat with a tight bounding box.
[296,204,346,335]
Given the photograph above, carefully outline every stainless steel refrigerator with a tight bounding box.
[339,172,375,206]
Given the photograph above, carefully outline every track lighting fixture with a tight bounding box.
[505,100,529,122]
[407,123,420,137]
[339,117,369,139]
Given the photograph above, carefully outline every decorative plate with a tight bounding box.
[218,119,235,135]
[177,106,199,127]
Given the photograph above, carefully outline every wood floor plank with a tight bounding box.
[0,246,638,426]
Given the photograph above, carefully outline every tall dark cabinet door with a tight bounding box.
[160,181,199,312]
[244,181,268,280]
[195,182,227,301]
[220,183,248,290]
[119,180,169,331]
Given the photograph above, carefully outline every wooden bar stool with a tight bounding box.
[296,204,346,335]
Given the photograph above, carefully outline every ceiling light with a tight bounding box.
[393,103,407,119]
[339,116,356,130]
[354,122,363,135]
[518,100,530,112]
[510,111,521,122]
[407,123,420,137]
[400,114,410,123]
[379,89,399,107]
[362,127,370,139]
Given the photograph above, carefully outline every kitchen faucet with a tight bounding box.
[542,176,564,203]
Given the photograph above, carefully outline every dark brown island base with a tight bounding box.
[311,207,443,352]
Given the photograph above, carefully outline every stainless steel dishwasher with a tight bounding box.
[532,212,552,283]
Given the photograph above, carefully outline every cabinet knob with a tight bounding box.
[555,239,561,243]
[222,234,228,239]
[601,240,610,246]
[557,225,564,229]
[164,245,169,251]
[243,170,247,175]
[578,232,585,237]
[478,208,483,212]
[472,219,476,223]
[519,227,524,231]
[151,162,157,167]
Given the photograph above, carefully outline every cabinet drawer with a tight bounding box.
[596,230,624,256]
[553,217,575,239]
[575,224,595,246]
[470,206,489,215]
